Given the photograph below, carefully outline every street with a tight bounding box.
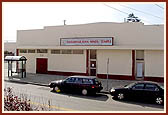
[4,81,164,112]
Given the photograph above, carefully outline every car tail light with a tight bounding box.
[92,86,95,88]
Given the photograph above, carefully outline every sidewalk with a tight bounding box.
[4,73,68,86]
[4,73,164,93]
[3,62,164,93]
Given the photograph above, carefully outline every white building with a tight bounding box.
[4,42,17,55]
[17,22,164,82]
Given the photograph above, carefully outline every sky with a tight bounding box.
[2,2,165,42]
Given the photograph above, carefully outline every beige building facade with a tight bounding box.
[4,42,16,53]
[17,22,164,82]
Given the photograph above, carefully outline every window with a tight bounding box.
[51,50,60,54]
[132,83,144,90]
[145,84,159,91]
[90,50,96,59]
[136,50,144,78]
[75,78,83,84]
[136,50,144,60]
[62,50,72,54]
[82,78,93,84]
[28,49,35,53]
[50,49,84,54]
[37,49,48,53]
[20,49,27,53]
[66,77,76,83]
[72,50,83,54]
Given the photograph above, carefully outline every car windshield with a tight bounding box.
[159,84,164,90]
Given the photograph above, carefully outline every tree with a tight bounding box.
[127,13,141,22]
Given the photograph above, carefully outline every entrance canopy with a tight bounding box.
[5,56,27,61]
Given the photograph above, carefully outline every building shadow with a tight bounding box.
[111,97,164,109]
[50,90,109,101]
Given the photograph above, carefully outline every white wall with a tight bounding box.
[17,22,164,49]
[20,49,164,78]
[4,42,16,53]
[19,50,86,73]
[97,49,132,75]
[145,50,164,77]
[48,50,86,73]
[20,51,50,73]
[17,29,46,46]
[19,53,37,73]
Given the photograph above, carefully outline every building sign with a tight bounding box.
[60,37,113,46]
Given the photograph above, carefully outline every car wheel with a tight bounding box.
[82,89,88,95]
[117,93,125,100]
[155,97,163,105]
[54,86,61,93]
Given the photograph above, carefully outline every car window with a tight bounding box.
[75,78,83,84]
[66,77,76,83]
[132,83,144,90]
[145,84,159,91]
[82,78,93,84]
[125,83,136,88]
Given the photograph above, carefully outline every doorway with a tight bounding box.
[89,50,97,76]
[136,61,144,79]
[135,50,144,80]
[36,58,48,74]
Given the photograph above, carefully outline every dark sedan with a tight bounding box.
[110,81,164,105]
[49,76,103,95]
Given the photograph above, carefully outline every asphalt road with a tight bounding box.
[3,81,164,112]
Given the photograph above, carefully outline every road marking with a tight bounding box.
[29,101,76,111]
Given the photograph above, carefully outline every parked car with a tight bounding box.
[49,76,103,95]
[110,81,164,105]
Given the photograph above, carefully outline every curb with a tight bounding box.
[4,80,49,87]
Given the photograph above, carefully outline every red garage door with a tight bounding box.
[36,58,48,74]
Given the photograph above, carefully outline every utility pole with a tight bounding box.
[107,58,109,91]
[124,18,126,22]
[63,20,66,25]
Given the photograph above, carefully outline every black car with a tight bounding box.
[110,81,164,105]
[49,76,103,95]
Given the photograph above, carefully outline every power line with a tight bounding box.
[103,3,153,25]
[155,4,164,10]
[103,4,129,15]
[119,4,163,20]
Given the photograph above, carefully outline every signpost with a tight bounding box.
[107,58,109,91]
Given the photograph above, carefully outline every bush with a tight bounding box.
[4,87,53,111]
[4,87,32,111]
